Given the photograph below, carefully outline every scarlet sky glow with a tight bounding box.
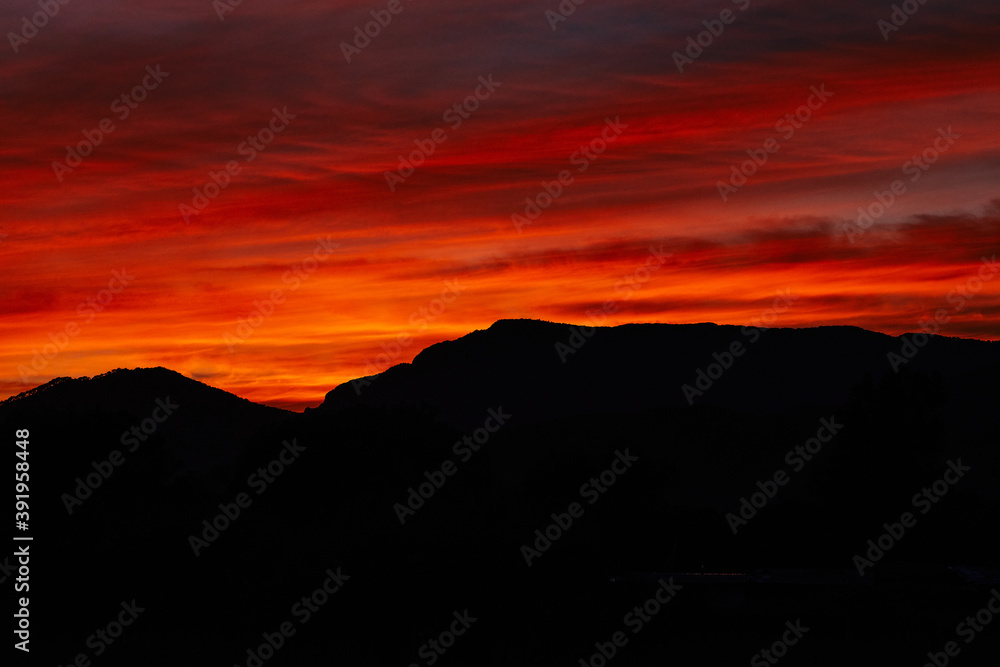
[1,0,998,409]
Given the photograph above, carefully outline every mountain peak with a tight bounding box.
[1,365,290,418]
[321,319,999,428]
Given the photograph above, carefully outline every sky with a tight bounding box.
[1,0,998,410]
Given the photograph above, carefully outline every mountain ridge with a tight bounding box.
[317,319,1000,428]
[4,319,998,665]
[3,321,996,419]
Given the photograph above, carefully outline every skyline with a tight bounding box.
[2,0,998,410]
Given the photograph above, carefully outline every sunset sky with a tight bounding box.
[1,0,998,410]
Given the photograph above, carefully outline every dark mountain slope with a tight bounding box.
[3,322,999,666]
[320,319,999,426]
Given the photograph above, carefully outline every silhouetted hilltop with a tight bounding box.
[320,319,999,427]
[2,366,290,418]
[1,366,293,475]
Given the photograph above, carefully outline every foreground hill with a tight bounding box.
[2,366,293,474]
[3,322,999,666]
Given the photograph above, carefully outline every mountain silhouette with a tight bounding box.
[3,321,998,666]
[321,318,998,427]
[2,366,292,475]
